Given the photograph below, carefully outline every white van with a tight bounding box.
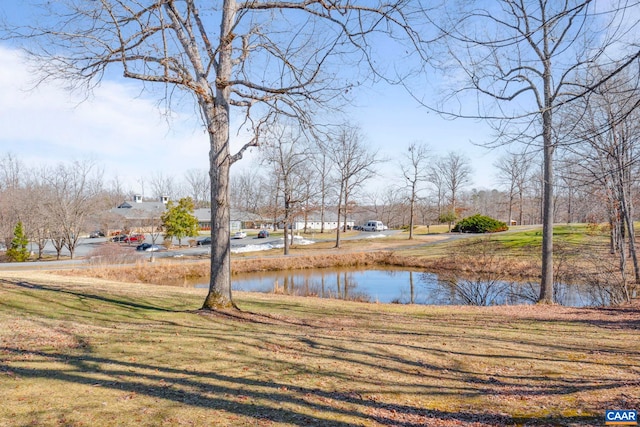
[362,220,384,232]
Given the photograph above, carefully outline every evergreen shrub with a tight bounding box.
[452,214,508,233]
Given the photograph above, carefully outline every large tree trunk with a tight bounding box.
[538,104,555,304]
[202,100,234,310]
[202,0,235,310]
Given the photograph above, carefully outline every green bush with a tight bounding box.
[6,221,30,262]
[452,214,508,233]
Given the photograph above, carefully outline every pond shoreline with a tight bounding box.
[59,249,544,287]
[52,229,639,307]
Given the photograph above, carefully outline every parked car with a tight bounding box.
[89,230,105,238]
[125,234,145,243]
[136,243,161,252]
[111,234,127,242]
[257,229,270,238]
[232,231,247,239]
[197,237,212,246]
[362,220,384,232]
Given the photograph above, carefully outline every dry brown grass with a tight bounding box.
[1,271,638,426]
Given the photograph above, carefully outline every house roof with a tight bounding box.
[111,201,168,220]
[111,199,265,223]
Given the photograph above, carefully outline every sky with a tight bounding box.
[0,3,502,197]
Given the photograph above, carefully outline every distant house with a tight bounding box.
[111,196,266,233]
[291,213,354,231]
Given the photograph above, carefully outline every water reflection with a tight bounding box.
[195,268,609,307]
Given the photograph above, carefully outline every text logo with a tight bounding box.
[606,410,637,425]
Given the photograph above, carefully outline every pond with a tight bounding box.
[193,267,617,307]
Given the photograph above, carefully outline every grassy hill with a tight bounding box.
[1,270,638,426]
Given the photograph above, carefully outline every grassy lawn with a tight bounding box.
[1,271,638,426]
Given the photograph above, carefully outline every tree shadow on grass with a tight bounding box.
[193,305,324,329]
[0,346,601,426]
[2,279,174,313]
[553,306,640,331]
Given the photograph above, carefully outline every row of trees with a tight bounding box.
[0,153,202,260]
[0,155,115,259]
[5,0,639,308]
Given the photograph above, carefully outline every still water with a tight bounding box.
[194,267,610,307]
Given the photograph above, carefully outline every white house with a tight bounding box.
[291,214,354,231]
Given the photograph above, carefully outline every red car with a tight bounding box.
[124,234,145,243]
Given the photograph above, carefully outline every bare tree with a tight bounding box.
[427,163,446,219]
[149,172,179,202]
[365,186,406,229]
[430,0,640,303]
[309,147,333,234]
[261,164,282,233]
[0,153,23,247]
[494,151,533,225]
[42,161,104,259]
[0,153,22,191]
[325,124,381,248]
[399,142,430,239]
[298,166,319,234]
[465,188,503,220]
[431,152,472,229]
[261,122,311,255]
[10,0,426,310]
[561,67,640,291]
[230,169,263,214]
[184,169,210,208]
[19,180,52,260]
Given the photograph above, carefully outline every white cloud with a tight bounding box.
[0,45,209,189]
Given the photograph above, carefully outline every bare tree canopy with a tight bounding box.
[494,151,533,226]
[324,123,381,247]
[41,160,105,259]
[422,0,640,303]
[6,0,427,310]
[260,121,312,255]
[184,169,210,208]
[399,142,430,239]
[559,68,640,299]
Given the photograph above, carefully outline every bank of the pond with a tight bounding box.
[58,250,544,287]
